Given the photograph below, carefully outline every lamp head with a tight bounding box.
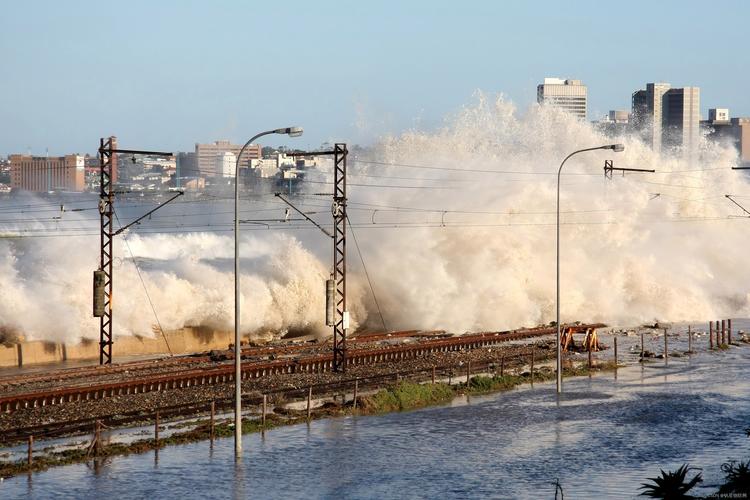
[610,144,625,152]
[275,127,304,137]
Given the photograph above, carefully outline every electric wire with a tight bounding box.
[353,158,735,177]
[113,209,173,356]
[302,179,454,190]
[2,213,747,240]
[353,159,599,175]
[346,213,388,332]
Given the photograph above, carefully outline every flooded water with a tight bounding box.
[2,326,750,499]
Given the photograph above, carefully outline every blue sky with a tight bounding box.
[1,0,748,155]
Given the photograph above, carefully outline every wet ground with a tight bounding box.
[2,324,749,499]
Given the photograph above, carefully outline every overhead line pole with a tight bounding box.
[95,137,174,365]
[332,144,348,372]
[287,144,349,372]
[97,137,115,365]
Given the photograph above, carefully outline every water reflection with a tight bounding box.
[232,459,244,500]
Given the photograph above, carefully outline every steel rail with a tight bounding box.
[1,350,541,444]
[0,324,602,413]
[0,330,434,388]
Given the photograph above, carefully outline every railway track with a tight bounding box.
[0,329,437,390]
[0,356,523,445]
[0,324,603,413]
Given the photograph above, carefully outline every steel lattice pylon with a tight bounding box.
[98,137,115,364]
[95,138,174,365]
[332,143,347,372]
[278,144,349,371]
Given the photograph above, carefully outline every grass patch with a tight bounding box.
[360,359,620,413]
[465,374,525,394]
[563,360,618,377]
[359,382,454,413]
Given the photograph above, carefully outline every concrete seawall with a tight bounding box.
[0,327,233,368]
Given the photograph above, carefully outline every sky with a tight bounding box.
[1,0,748,156]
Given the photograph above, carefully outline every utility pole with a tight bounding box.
[282,143,348,371]
[332,144,348,372]
[94,137,175,365]
[97,137,115,365]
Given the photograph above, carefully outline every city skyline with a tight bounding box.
[1,0,748,156]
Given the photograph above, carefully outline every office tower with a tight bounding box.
[632,83,700,156]
[9,154,85,192]
[663,87,700,155]
[631,83,671,153]
[536,78,588,119]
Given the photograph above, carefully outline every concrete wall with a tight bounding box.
[0,327,234,368]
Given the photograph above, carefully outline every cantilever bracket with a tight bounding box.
[604,159,655,179]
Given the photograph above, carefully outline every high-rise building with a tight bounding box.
[632,83,700,156]
[194,140,261,178]
[536,78,588,119]
[663,87,700,154]
[631,83,671,153]
[9,154,85,192]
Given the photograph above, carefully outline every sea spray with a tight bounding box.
[1,93,749,341]
[322,93,749,331]
[0,230,366,343]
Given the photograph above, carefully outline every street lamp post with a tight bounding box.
[556,143,624,394]
[234,127,302,459]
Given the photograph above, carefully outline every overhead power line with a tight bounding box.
[353,159,598,176]
[346,213,387,332]
[113,209,173,356]
[725,194,750,217]
[255,160,732,177]
[2,213,746,240]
